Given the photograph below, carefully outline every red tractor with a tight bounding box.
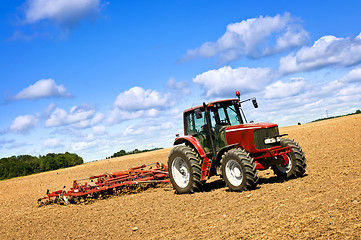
[167,91,306,193]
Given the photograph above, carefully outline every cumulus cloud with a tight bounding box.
[193,66,273,98]
[45,104,104,128]
[92,125,106,135]
[249,68,361,126]
[72,140,96,151]
[279,33,361,74]
[341,67,361,83]
[184,13,309,62]
[122,125,146,136]
[43,137,62,148]
[122,120,173,137]
[264,77,307,99]
[108,87,171,124]
[108,108,146,124]
[113,87,169,111]
[167,77,190,95]
[24,0,102,27]
[14,79,71,100]
[9,114,38,133]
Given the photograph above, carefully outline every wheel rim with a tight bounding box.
[225,160,243,186]
[171,157,190,188]
[275,153,292,173]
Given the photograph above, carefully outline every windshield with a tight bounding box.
[211,103,243,126]
[225,105,242,126]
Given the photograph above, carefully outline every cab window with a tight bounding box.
[226,105,242,125]
[194,110,206,133]
[184,113,195,135]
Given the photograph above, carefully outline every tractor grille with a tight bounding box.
[254,127,280,150]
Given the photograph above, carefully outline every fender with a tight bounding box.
[174,136,207,159]
[215,143,240,166]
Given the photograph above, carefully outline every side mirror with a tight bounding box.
[252,99,258,108]
[195,109,202,119]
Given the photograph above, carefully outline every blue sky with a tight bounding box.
[1,0,361,162]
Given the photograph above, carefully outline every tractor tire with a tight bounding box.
[167,145,203,194]
[272,138,307,179]
[220,148,258,192]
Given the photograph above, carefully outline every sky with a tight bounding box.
[1,0,361,162]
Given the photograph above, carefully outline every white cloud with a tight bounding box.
[108,87,171,124]
[341,67,361,83]
[108,108,145,124]
[43,137,61,148]
[72,140,96,151]
[184,13,309,62]
[264,77,307,99]
[249,69,361,126]
[14,79,71,100]
[167,77,190,94]
[72,112,104,128]
[24,0,102,27]
[92,125,106,135]
[279,33,361,74]
[45,104,104,128]
[193,66,272,98]
[122,125,145,136]
[9,115,38,133]
[122,120,173,137]
[113,87,169,111]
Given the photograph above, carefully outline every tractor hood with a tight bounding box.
[225,122,278,133]
[224,122,279,152]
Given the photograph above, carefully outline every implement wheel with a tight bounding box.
[221,148,258,192]
[167,145,202,194]
[272,138,307,179]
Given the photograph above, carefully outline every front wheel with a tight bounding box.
[272,138,307,179]
[221,148,258,192]
[167,145,203,194]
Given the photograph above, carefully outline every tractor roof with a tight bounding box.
[184,98,239,113]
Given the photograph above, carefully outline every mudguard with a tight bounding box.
[174,136,207,159]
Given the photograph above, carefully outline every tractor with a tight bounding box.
[167,91,306,193]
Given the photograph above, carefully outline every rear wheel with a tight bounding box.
[221,148,258,192]
[167,145,203,194]
[272,138,307,179]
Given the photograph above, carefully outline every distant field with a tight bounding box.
[0,114,360,239]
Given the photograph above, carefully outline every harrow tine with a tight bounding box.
[38,162,169,206]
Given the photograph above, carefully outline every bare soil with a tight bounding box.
[1,114,360,239]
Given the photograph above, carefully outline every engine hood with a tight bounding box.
[224,122,279,153]
[225,122,278,133]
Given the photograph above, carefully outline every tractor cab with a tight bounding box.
[184,99,245,155]
[183,91,259,158]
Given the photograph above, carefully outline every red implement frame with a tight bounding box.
[38,162,169,206]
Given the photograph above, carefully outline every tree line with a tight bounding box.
[311,109,361,123]
[106,148,163,159]
[0,152,83,180]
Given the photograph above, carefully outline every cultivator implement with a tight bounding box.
[38,162,169,206]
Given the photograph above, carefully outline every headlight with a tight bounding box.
[264,137,281,144]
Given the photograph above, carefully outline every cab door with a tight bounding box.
[184,109,213,155]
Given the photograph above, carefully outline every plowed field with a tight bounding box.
[1,114,360,239]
